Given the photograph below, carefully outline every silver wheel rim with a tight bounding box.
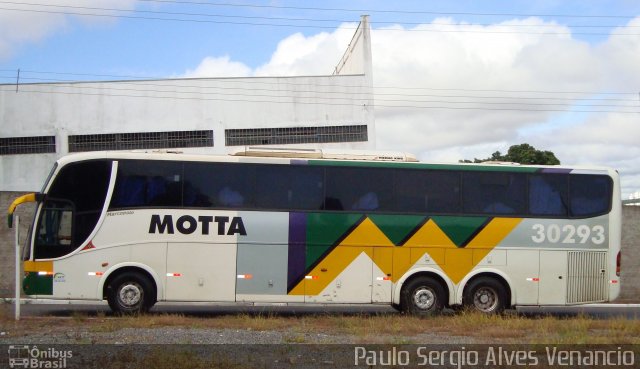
[413,287,435,310]
[473,286,498,312]
[118,282,143,307]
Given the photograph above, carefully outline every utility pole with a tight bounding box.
[14,215,20,321]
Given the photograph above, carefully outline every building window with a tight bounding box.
[225,125,368,146]
[68,130,213,152]
[0,136,56,155]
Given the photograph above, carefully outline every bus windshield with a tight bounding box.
[33,160,112,259]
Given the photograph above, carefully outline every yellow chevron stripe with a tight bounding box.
[289,217,523,296]
[466,218,523,249]
[302,218,394,295]
[403,219,456,248]
[439,217,523,284]
[304,247,371,296]
[340,217,395,247]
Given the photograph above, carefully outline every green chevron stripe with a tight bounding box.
[430,216,489,247]
[305,213,363,270]
[368,214,426,246]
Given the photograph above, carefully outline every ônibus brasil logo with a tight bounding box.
[8,345,72,369]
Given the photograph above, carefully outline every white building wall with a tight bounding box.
[1,72,373,192]
[3,75,371,137]
[1,75,373,190]
[334,15,373,79]
[1,16,375,192]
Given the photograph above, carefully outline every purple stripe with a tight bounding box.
[291,159,308,165]
[539,168,572,174]
[288,212,307,292]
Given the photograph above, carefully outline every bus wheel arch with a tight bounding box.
[103,267,157,314]
[462,273,511,314]
[399,272,449,315]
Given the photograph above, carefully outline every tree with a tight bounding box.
[460,143,560,165]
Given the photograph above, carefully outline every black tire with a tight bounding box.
[107,272,156,315]
[400,277,445,315]
[463,277,508,314]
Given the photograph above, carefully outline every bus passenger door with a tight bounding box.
[165,243,236,302]
[372,248,393,303]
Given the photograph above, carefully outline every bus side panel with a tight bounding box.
[502,250,540,305]
[166,243,236,302]
[51,246,140,300]
[305,248,373,303]
[372,247,393,303]
[235,211,304,303]
[538,251,568,304]
[499,216,612,305]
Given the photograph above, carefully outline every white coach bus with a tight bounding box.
[8,149,621,314]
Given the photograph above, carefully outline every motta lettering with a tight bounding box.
[149,215,247,236]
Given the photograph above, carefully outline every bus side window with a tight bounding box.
[218,187,244,207]
[529,174,568,216]
[324,167,393,212]
[463,172,526,215]
[110,161,182,208]
[254,165,323,210]
[36,200,73,247]
[184,162,255,209]
[569,175,611,217]
[113,176,146,207]
[395,170,460,214]
[351,192,379,211]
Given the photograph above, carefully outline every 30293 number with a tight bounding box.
[531,224,606,245]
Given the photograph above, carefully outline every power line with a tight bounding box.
[0,1,350,24]
[133,0,638,19]
[1,69,637,97]
[1,1,638,29]
[1,3,639,35]
[3,74,638,105]
[2,84,637,114]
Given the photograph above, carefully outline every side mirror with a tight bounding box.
[7,193,44,228]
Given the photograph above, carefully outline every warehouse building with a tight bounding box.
[0,17,374,296]
[1,17,374,192]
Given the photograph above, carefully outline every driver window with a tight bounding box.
[35,200,75,259]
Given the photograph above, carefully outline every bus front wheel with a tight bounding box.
[107,272,156,315]
[400,277,445,315]
[463,277,507,314]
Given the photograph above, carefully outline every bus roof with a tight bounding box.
[231,147,418,162]
[52,150,615,175]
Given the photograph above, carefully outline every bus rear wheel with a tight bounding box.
[400,277,445,315]
[463,277,507,314]
[107,272,156,315]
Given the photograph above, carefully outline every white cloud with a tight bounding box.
[253,25,356,76]
[371,18,604,155]
[0,0,136,60]
[527,112,640,197]
[183,56,252,78]
[597,17,640,90]
[185,17,640,196]
[183,23,359,78]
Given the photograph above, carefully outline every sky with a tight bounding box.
[1,0,639,199]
